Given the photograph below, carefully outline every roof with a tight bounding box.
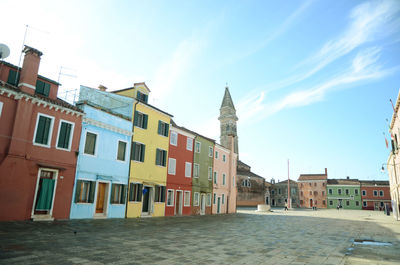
[276,179,298,184]
[298,174,327,181]
[327,179,360,185]
[0,61,60,85]
[170,120,215,143]
[237,169,264,179]
[76,100,131,121]
[359,180,390,186]
[238,160,251,168]
[0,81,83,113]
[220,86,236,110]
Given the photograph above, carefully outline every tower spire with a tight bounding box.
[218,85,239,154]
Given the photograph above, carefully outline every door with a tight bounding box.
[142,186,150,213]
[374,202,379,210]
[96,183,106,214]
[33,169,57,215]
[200,194,206,215]
[272,199,275,206]
[175,191,183,215]
[310,199,313,208]
[217,197,221,214]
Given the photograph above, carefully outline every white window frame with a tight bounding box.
[194,192,200,206]
[208,146,213,157]
[166,189,174,206]
[185,162,192,178]
[186,137,193,151]
[184,191,190,206]
[170,131,178,146]
[168,158,176,175]
[83,130,98,156]
[222,173,226,185]
[195,141,201,153]
[207,193,212,206]
[208,167,212,180]
[0,101,3,117]
[33,112,55,148]
[55,119,75,151]
[193,163,200,178]
[116,139,128,162]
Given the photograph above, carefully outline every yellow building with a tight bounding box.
[114,83,172,217]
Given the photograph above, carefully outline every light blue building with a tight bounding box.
[70,86,134,219]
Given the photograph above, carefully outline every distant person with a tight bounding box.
[284,202,288,211]
[337,205,340,210]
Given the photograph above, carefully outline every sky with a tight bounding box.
[1,0,400,182]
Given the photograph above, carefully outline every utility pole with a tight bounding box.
[288,159,291,209]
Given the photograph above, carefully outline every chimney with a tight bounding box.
[18,45,43,95]
[98,85,107,92]
[325,168,328,176]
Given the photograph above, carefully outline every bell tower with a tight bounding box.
[218,85,238,154]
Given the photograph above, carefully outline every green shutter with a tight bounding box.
[35,178,55,210]
[44,83,50,97]
[134,111,138,126]
[57,122,67,148]
[155,186,159,202]
[7,69,19,86]
[131,142,136,160]
[138,184,143,201]
[140,144,145,162]
[129,183,134,201]
[144,94,148,103]
[161,186,166,202]
[143,114,148,129]
[156,149,160,165]
[35,116,46,144]
[110,184,115,204]
[165,123,169,136]
[75,180,82,203]
[42,117,51,145]
[162,150,167,166]
[121,185,127,204]
[158,121,162,135]
[88,181,96,203]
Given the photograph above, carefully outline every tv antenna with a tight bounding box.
[0,44,10,59]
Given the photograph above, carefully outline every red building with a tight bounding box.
[0,46,83,221]
[360,180,391,211]
[165,122,195,216]
[298,168,328,209]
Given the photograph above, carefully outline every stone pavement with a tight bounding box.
[0,208,399,265]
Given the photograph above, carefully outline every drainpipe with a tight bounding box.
[125,100,139,218]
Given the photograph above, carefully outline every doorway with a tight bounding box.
[142,186,152,214]
[95,182,108,215]
[32,168,58,218]
[175,190,183,215]
[217,197,221,214]
[272,199,275,206]
[310,199,313,208]
[200,194,206,215]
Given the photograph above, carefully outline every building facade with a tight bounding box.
[0,46,83,221]
[70,86,133,219]
[360,180,391,211]
[326,179,361,210]
[114,83,172,218]
[298,168,328,209]
[270,179,299,208]
[165,122,194,216]
[236,160,267,206]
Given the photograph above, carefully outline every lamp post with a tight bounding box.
[382,161,399,221]
[287,159,291,209]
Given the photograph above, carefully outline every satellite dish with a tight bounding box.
[0,44,10,59]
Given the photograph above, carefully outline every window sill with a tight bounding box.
[33,143,51,148]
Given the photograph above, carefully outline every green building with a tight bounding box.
[192,134,214,215]
[327,178,362,209]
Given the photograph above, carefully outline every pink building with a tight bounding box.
[212,143,237,214]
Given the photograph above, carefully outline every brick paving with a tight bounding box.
[0,208,399,264]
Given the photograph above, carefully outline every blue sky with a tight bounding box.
[2,0,400,181]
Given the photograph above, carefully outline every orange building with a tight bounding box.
[298,168,328,209]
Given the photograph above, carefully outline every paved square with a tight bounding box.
[0,209,399,264]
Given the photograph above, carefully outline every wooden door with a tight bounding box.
[96,183,106,213]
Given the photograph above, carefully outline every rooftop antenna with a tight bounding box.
[15,25,29,85]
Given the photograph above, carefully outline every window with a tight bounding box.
[131,142,145,162]
[355,189,359,195]
[213,193,216,204]
[166,189,174,206]
[170,131,178,146]
[208,146,213,157]
[7,69,19,86]
[329,200,333,206]
[158,121,169,137]
[314,191,318,195]
[222,194,225,204]
[110,184,127,204]
[117,141,127,161]
[272,190,275,195]
[345,189,349,195]
[83,131,97,155]
[136,91,148,103]
[213,172,217,184]
[75,180,95,203]
[207,193,211,206]
[328,189,333,195]
[300,191,303,196]
[278,199,281,203]
[34,114,54,147]
[356,201,359,206]
[193,164,200,178]
[223,154,226,162]
[155,148,167,166]
[346,200,350,206]
[380,202,384,207]
[278,189,281,195]
[134,111,148,129]
[56,120,74,150]
[168,158,176,175]
[208,167,212,180]
[187,138,193,151]
[215,151,219,159]
[362,190,366,196]
[292,198,296,204]
[322,200,326,205]
[35,80,51,97]
[309,191,312,195]
[379,190,384,197]
[184,191,190,206]
[373,190,378,197]
[128,183,143,202]
[193,192,199,206]
[185,162,192,177]
[195,141,201,153]
[322,191,325,196]
[222,174,226,185]
[338,189,342,195]
[242,179,251,187]
[155,185,166,203]
[322,183,325,187]
[363,201,367,207]
[314,183,317,187]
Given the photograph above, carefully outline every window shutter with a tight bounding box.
[144,94,148,103]
[42,117,51,145]
[35,116,45,143]
[57,122,67,148]
[143,114,148,129]
[156,149,160,165]
[110,184,115,203]
[161,186,166,202]
[165,123,169,136]
[158,121,162,135]
[129,183,134,201]
[138,184,143,201]
[88,181,96,203]
[155,186,160,202]
[140,144,145,162]
[64,123,71,148]
[121,185,127,204]
[7,69,19,86]
[134,111,139,126]
[44,83,50,97]
[131,143,136,160]
[162,150,167,166]
[75,180,82,203]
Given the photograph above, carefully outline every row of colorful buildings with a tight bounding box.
[0,46,238,221]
